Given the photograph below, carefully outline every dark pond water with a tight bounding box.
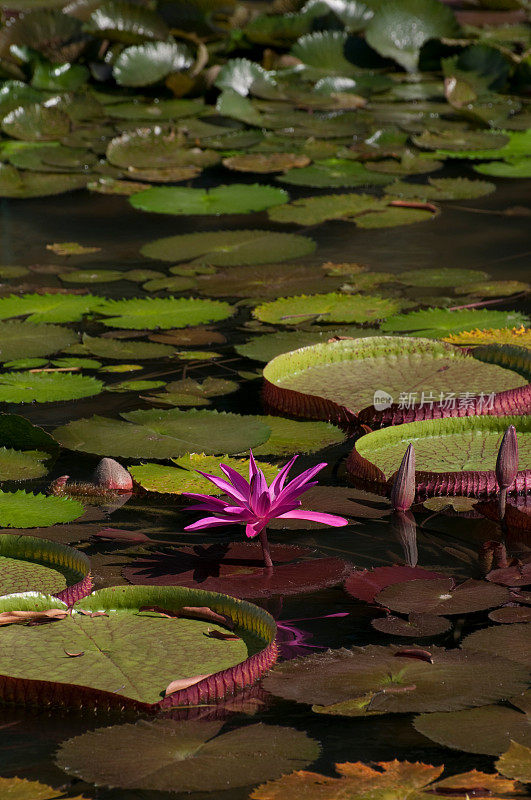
[0,172,529,799]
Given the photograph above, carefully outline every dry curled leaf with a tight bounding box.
[164,674,213,696]
[64,650,84,658]
[394,648,433,664]
[0,609,68,626]
[205,629,241,641]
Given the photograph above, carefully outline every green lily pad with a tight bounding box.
[141,230,316,266]
[1,103,70,141]
[0,321,77,362]
[365,0,458,72]
[474,158,531,179]
[113,41,193,87]
[56,719,318,792]
[268,193,387,225]
[31,62,89,93]
[496,741,531,783]
[106,97,204,121]
[223,153,310,174]
[130,453,279,495]
[0,371,103,404]
[455,280,530,298]
[196,263,341,299]
[0,448,50,481]
[387,177,496,201]
[0,413,58,456]
[0,294,105,324]
[84,0,169,43]
[365,150,443,175]
[262,643,529,716]
[158,377,238,403]
[0,533,89,595]
[278,160,395,188]
[253,416,344,457]
[414,129,510,153]
[414,699,531,756]
[291,31,359,77]
[216,89,264,127]
[81,334,175,360]
[381,308,529,337]
[0,585,276,710]
[214,57,279,98]
[398,268,490,287]
[0,776,89,799]
[354,205,436,229]
[130,184,288,216]
[52,358,102,370]
[0,164,89,198]
[107,130,220,171]
[142,276,197,293]
[235,328,371,362]
[107,380,166,393]
[54,409,271,458]
[58,269,124,284]
[262,337,529,420]
[0,81,43,117]
[87,177,152,196]
[253,294,403,326]
[0,490,83,527]
[0,266,29,280]
[434,129,531,160]
[96,297,233,330]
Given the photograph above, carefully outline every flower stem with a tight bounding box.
[259,529,273,569]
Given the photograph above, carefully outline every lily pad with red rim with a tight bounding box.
[122,542,351,599]
[262,337,529,428]
[0,585,277,712]
[0,533,91,604]
[262,643,529,716]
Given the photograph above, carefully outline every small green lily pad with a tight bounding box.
[254,294,403,325]
[130,184,289,216]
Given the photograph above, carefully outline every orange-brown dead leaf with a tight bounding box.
[164,674,213,696]
[0,609,68,626]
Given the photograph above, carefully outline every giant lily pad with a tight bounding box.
[0,585,276,711]
[123,542,351,599]
[0,491,83,528]
[56,719,318,792]
[54,409,271,458]
[113,41,193,87]
[0,372,103,403]
[365,0,458,72]
[141,230,316,266]
[130,184,288,216]
[381,308,529,338]
[0,321,77,362]
[253,294,402,326]
[0,534,90,602]
[348,415,531,499]
[129,454,279,495]
[262,643,529,715]
[414,697,531,755]
[96,297,233,329]
[262,336,528,427]
[0,294,105,324]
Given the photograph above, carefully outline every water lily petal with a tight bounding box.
[269,455,298,499]
[276,510,349,527]
[184,516,241,531]
[218,464,251,500]
[195,471,248,504]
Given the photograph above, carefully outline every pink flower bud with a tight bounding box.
[390,444,416,512]
[92,458,133,492]
[496,425,518,491]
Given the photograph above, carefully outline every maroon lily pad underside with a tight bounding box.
[122,542,351,599]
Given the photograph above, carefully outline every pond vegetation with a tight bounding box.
[0,0,530,796]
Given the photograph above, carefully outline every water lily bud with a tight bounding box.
[390,444,416,512]
[496,425,518,491]
[92,458,133,492]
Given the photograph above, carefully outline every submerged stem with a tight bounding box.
[259,528,273,569]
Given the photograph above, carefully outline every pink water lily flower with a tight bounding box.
[183,452,348,568]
